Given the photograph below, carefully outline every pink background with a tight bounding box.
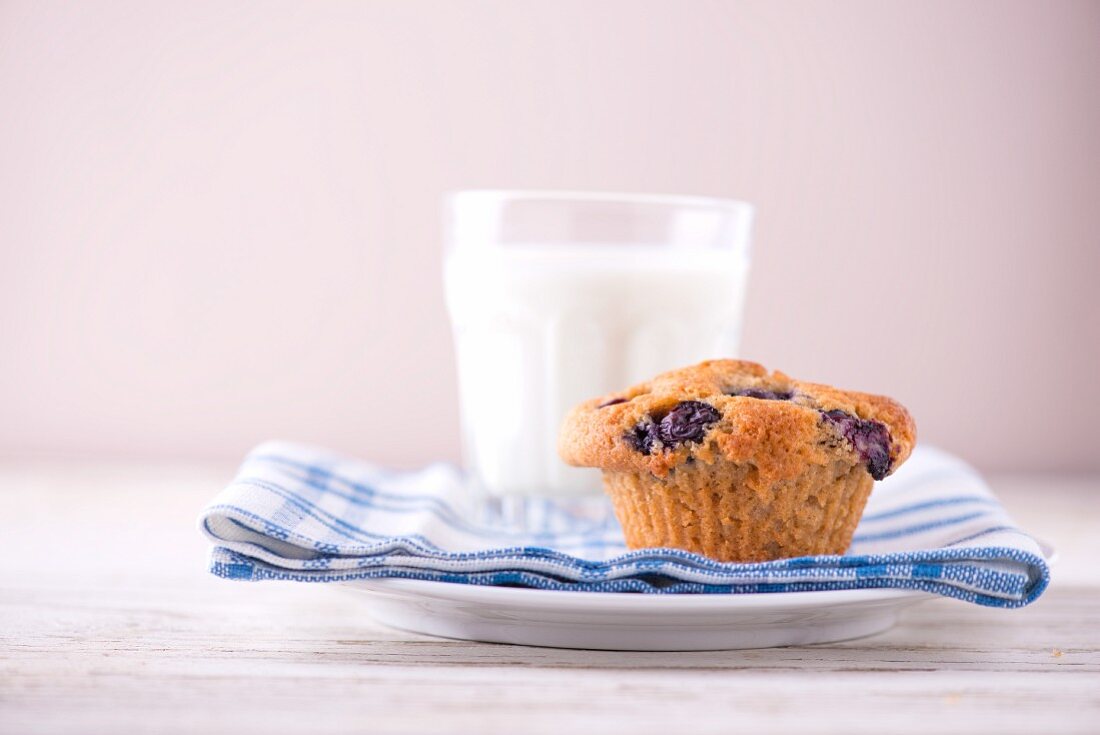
[2,1,1098,472]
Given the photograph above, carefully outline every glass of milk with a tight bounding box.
[443,191,754,529]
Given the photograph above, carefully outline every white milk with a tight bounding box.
[445,244,750,498]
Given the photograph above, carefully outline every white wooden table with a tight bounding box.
[1,461,1097,734]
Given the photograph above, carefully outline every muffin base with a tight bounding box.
[603,459,873,562]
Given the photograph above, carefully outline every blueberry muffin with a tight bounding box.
[558,360,916,562]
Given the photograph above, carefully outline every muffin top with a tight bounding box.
[558,359,916,483]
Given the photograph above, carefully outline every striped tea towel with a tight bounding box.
[199,442,1050,607]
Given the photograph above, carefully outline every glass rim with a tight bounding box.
[444,189,755,217]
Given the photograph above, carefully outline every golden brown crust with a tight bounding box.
[558,359,916,484]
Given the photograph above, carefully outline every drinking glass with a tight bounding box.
[443,190,754,528]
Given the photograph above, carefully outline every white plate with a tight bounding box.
[344,538,1055,651]
[342,581,933,651]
